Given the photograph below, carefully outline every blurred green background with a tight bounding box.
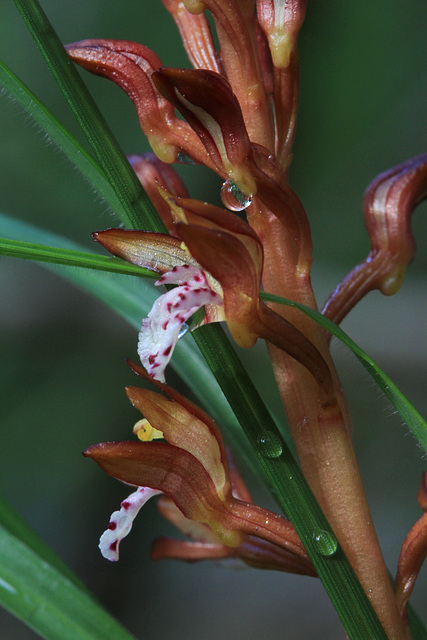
[0,1,426,638]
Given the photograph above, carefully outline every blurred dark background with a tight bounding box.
[0,1,426,638]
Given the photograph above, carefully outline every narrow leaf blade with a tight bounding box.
[0,523,137,640]
[261,292,427,453]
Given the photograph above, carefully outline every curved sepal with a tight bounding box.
[153,67,256,196]
[323,154,427,325]
[84,441,244,548]
[125,385,230,497]
[128,153,188,234]
[162,0,220,72]
[395,472,427,620]
[92,228,196,274]
[66,39,208,165]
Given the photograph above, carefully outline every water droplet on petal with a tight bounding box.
[257,430,283,459]
[178,322,190,339]
[312,528,338,556]
[176,152,197,165]
[220,179,252,212]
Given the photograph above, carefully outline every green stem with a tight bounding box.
[0,237,157,279]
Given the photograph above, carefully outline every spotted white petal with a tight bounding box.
[99,486,162,561]
[138,265,222,381]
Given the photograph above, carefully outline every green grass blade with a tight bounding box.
[261,292,427,453]
[0,236,157,279]
[0,524,137,640]
[0,59,124,217]
[0,494,86,593]
[11,0,163,232]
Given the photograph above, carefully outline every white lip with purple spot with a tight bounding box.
[137,264,223,381]
[99,486,162,561]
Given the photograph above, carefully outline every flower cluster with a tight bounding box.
[85,361,315,576]
[67,0,326,580]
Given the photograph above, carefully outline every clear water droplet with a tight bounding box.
[177,322,190,339]
[176,152,197,165]
[312,528,338,556]
[257,430,283,459]
[220,179,252,212]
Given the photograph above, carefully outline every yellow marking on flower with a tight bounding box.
[133,418,164,441]
[180,241,192,256]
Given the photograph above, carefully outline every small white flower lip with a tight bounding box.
[137,265,223,381]
[99,486,162,561]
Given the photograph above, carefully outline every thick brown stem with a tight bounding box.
[248,204,406,639]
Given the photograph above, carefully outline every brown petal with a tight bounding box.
[156,494,221,543]
[66,39,208,165]
[162,0,220,72]
[182,0,275,149]
[176,223,260,347]
[92,228,196,274]
[128,154,188,234]
[323,154,427,325]
[153,67,256,195]
[395,473,427,619]
[125,385,230,497]
[160,191,264,269]
[84,441,243,547]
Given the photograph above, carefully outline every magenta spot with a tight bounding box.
[179,293,187,301]
[158,275,165,283]
[167,302,173,312]
[121,501,130,510]
[182,264,190,269]
[151,362,160,369]
[108,521,117,530]
[210,290,217,296]
[162,320,169,330]
[148,355,156,365]
[163,345,172,356]
[110,541,118,551]
[172,265,178,272]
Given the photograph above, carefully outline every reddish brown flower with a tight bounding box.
[93,195,332,394]
[85,362,314,575]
